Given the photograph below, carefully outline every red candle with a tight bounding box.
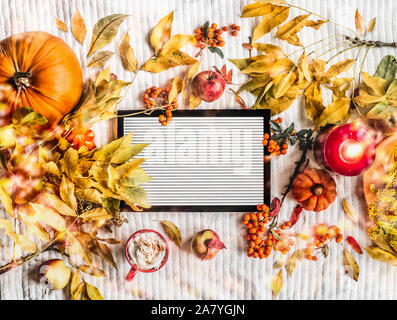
[314,123,376,176]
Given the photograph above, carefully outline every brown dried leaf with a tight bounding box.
[367,17,376,32]
[87,14,128,57]
[342,198,358,222]
[271,269,283,296]
[90,240,118,269]
[285,252,296,277]
[343,249,359,281]
[355,9,365,36]
[88,51,114,68]
[119,31,138,73]
[324,59,355,79]
[72,9,86,44]
[305,19,327,30]
[160,220,181,248]
[56,18,68,32]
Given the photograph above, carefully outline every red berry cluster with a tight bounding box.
[143,86,178,126]
[194,23,240,49]
[64,129,96,151]
[303,224,343,261]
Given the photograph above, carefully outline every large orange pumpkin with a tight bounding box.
[0,31,83,124]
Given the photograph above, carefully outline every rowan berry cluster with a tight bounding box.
[303,224,343,261]
[243,204,295,259]
[63,128,96,151]
[143,86,178,126]
[263,117,298,157]
[194,22,240,49]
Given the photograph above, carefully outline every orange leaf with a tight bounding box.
[355,9,365,36]
[56,18,68,32]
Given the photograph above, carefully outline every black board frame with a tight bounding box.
[117,109,270,212]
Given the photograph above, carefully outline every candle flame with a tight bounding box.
[340,139,364,163]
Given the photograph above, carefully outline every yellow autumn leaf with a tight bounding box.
[252,43,285,58]
[187,61,200,80]
[142,50,196,73]
[310,59,326,81]
[343,249,359,281]
[361,72,388,96]
[252,5,290,42]
[242,57,294,77]
[324,59,355,79]
[256,86,300,115]
[45,193,76,217]
[342,198,358,222]
[367,17,376,32]
[162,34,195,52]
[285,252,296,277]
[276,14,310,46]
[305,19,327,30]
[314,98,351,128]
[30,203,67,232]
[189,93,202,109]
[241,2,274,18]
[150,11,174,55]
[271,71,297,99]
[365,246,397,266]
[119,31,138,73]
[168,77,183,104]
[72,9,86,45]
[0,179,13,216]
[55,18,68,32]
[355,9,365,36]
[0,219,37,253]
[304,82,324,121]
[271,269,283,296]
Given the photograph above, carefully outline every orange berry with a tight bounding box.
[236,26,241,31]
[264,133,270,140]
[223,26,229,31]
[282,143,288,149]
[161,121,167,126]
[158,114,166,122]
[211,23,217,29]
[231,24,237,28]
[195,28,202,34]
[217,29,223,35]
[248,248,254,254]
[281,150,287,155]
[249,227,257,234]
[231,31,238,37]
[195,34,201,40]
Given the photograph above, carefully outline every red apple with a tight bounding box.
[190,229,226,260]
[192,70,225,102]
[38,259,71,290]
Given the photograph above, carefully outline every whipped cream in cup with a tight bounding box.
[125,229,169,282]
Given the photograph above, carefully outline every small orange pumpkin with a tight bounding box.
[0,31,83,125]
[292,168,337,212]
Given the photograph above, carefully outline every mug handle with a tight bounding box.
[126,266,138,282]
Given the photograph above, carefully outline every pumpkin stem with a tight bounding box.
[11,72,32,90]
[311,183,324,196]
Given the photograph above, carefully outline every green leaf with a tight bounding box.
[116,185,150,209]
[87,14,129,57]
[367,102,395,119]
[374,55,397,80]
[208,46,224,59]
[101,198,120,217]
